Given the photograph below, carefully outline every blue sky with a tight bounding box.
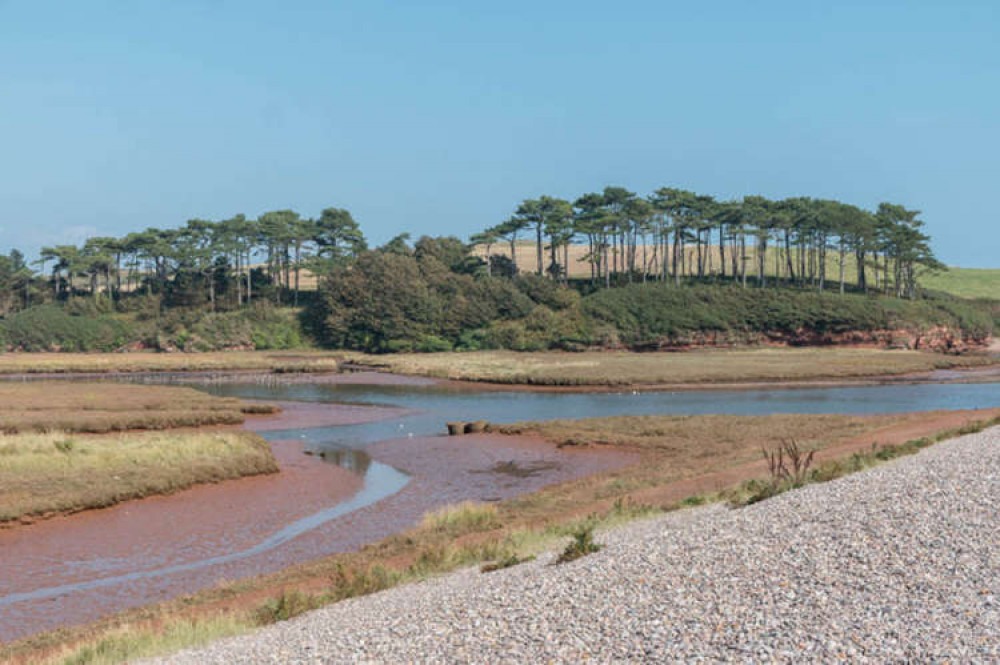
[1,1,997,267]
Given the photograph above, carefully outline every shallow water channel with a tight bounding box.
[206,376,1000,451]
[1,374,998,641]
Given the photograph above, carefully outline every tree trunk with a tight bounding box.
[758,237,767,288]
[246,249,253,303]
[294,242,301,306]
[856,248,867,292]
[673,227,681,287]
[784,230,794,284]
[208,271,215,311]
[839,241,846,295]
[719,225,726,279]
[237,254,242,305]
[603,238,610,288]
[740,235,747,288]
[536,223,544,276]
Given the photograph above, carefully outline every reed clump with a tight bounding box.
[0,430,278,523]
[341,348,991,386]
[0,382,276,434]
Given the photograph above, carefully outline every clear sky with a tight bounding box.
[1,1,997,267]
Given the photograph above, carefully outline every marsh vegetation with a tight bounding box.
[10,408,996,664]
[0,382,277,433]
[0,430,276,524]
[0,382,279,524]
[345,348,992,386]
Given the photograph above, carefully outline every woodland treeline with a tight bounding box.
[1,187,991,354]
[0,208,366,315]
[476,188,941,298]
[1,187,941,318]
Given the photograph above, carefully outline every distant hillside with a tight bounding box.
[920,268,1000,300]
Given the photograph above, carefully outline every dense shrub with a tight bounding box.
[0,305,133,351]
[0,302,308,353]
[309,251,542,352]
[175,305,306,351]
[581,283,994,346]
[306,260,996,353]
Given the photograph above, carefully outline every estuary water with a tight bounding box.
[1,373,998,641]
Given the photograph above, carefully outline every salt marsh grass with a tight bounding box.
[0,430,277,523]
[0,351,340,375]
[0,382,276,434]
[343,348,991,386]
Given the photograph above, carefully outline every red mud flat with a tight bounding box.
[0,406,635,643]
[0,436,361,642]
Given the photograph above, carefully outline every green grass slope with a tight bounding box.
[921,267,1000,300]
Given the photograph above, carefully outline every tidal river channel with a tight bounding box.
[1,373,999,641]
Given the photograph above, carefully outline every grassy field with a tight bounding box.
[0,351,340,375]
[75,246,999,301]
[920,267,1000,300]
[343,348,994,386]
[11,408,998,664]
[474,242,1000,300]
[0,430,277,524]
[0,383,276,433]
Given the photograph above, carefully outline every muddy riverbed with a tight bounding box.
[2,370,1000,643]
[0,400,635,642]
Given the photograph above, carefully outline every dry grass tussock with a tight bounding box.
[420,501,500,532]
[493,413,884,453]
[51,614,252,665]
[0,351,340,375]
[0,430,277,523]
[343,348,989,386]
[0,382,276,434]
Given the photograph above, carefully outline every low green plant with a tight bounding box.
[556,523,602,564]
[329,564,402,601]
[254,590,320,625]
[481,553,536,573]
[53,439,75,453]
[679,494,709,507]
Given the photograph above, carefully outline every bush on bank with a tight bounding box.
[1,243,994,354]
[0,301,309,352]
[305,247,996,353]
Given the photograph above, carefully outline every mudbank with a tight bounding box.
[638,326,991,353]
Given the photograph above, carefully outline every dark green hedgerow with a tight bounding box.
[307,253,995,353]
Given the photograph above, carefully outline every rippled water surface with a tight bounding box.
[204,379,1000,454]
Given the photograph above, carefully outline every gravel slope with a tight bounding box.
[159,427,999,663]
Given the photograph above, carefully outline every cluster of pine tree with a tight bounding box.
[476,188,940,298]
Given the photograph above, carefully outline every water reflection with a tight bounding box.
[314,447,371,475]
